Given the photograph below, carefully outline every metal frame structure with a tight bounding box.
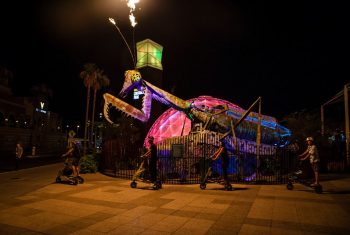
[321,83,350,167]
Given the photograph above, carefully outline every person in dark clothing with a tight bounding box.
[71,141,81,177]
[211,140,229,183]
[62,141,81,177]
[143,136,158,183]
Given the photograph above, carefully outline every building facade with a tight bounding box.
[0,80,66,158]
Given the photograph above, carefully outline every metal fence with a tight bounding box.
[101,131,296,184]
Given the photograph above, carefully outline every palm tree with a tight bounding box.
[79,63,98,155]
[90,69,110,150]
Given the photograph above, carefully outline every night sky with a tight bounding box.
[0,0,348,124]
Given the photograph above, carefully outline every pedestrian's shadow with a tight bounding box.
[133,186,158,191]
[206,186,249,191]
[320,173,350,182]
[322,190,350,194]
[294,187,350,194]
[232,187,249,191]
[53,181,77,186]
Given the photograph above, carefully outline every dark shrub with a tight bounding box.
[80,153,100,173]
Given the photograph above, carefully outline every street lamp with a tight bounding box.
[76,125,80,136]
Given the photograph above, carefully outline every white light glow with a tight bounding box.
[129,14,137,27]
[108,17,116,25]
[126,0,140,27]
[127,0,140,10]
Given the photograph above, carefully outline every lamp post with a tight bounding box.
[76,125,80,137]
[65,125,69,138]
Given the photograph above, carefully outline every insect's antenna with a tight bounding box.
[109,18,136,67]
[132,27,137,68]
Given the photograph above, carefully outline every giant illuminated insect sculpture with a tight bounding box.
[103,70,291,148]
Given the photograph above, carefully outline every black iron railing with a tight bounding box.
[102,132,297,184]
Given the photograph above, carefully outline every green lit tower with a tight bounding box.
[135,39,164,129]
[136,39,163,71]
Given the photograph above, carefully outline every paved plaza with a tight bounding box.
[0,163,350,235]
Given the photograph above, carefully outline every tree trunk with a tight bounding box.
[84,84,91,156]
[91,88,97,152]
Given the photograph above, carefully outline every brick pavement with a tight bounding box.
[0,164,350,235]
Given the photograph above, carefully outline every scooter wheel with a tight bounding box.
[130,181,137,188]
[226,184,233,191]
[55,177,61,183]
[200,183,206,190]
[286,183,294,190]
[314,185,323,194]
[153,184,159,190]
[77,176,84,184]
[70,178,78,185]
[156,181,162,189]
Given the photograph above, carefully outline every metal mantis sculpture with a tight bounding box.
[103,70,291,147]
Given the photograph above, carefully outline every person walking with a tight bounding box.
[15,142,23,170]
[299,137,320,186]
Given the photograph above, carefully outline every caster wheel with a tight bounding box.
[286,183,294,190]
[314,185,323,194]
[55,177,61,183]
[77,176,84,184]
[70,178,78,185]
[200,183,206,190]
[226,184,233,191]
[130,181,137,188]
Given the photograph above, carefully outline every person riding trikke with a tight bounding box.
[299,137,320,186]
[62,140,81,178]
[211,139,229,184]
[142,136,158,184]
